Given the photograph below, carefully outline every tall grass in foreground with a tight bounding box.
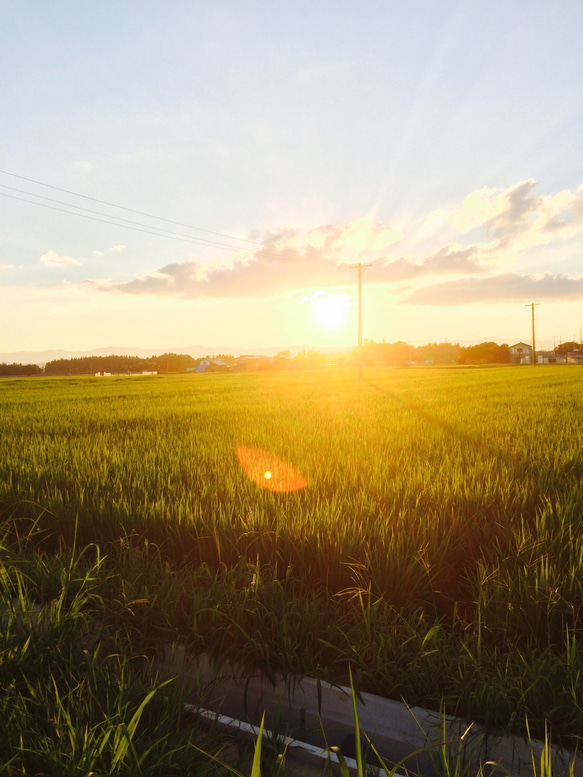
[0,521,244,775]
[1,367,583,747]
[0,513,580,774]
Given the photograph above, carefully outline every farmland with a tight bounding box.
[2,366,583,759]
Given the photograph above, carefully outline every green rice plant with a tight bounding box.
[0,524,242,775]
[3,367,583,747]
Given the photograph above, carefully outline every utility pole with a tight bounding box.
[525,303,540,366]
[348,262,373,378]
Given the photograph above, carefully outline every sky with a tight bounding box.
[2,1,583,355]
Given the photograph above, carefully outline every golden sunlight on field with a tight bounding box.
[236,445,308,492]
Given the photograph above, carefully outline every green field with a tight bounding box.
[2,366,583,759]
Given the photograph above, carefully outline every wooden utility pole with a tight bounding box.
[349,262,373,378]
[526,302,540,366]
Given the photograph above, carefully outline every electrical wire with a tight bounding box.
[0,191,263,251]
[0,185,254,251]
[0,169,262,248]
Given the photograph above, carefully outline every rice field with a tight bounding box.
[2,365,583,754]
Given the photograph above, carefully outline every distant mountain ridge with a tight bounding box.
[0,344,351,366]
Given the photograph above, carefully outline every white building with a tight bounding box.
[509,342,532,364]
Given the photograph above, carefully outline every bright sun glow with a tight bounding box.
[312,293,350,329]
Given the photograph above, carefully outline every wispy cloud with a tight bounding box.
[92,245,126,257]
[40,251,82,268]
[304,215,402,261]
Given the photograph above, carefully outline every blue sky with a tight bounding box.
[2,1,583,353]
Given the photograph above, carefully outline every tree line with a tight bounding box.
[0,362,43,376]
[360,339,510,365]
[42,353,238,375]
[3,339,581,377]
[0,353,232,377]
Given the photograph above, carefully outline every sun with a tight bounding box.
[312,293,350,329]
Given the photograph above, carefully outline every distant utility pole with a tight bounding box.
[348,262,373,378]
[525,302,540,366]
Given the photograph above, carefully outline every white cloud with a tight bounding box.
[304,215,402,262]
[446,180,583,253]
[92,245,126,257]
[0,264,14,271]
[40,251,82,268]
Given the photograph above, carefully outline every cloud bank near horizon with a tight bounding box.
[97,180,583,304]
[406,273,583,305]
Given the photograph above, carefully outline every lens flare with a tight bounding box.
[236,446,308,493]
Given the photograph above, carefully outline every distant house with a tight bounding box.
[538,350,557,365]
[567,351,583,364]
[192,358,230,373]
[510,342,532,364]
[94,371,112,377]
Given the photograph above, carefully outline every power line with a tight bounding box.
[0,191,247,248]
[0,186,254,251]
[0,187,316,265]
[0,169,261,248]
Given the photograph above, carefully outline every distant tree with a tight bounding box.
[459,342,510,364]
[334,350,356,368]
[0,362,42,376]
[45,354,155,375]
[273,351,291,369]
[292,350,326,369]
[150,353,197,372]
[359,340,415,365]
[415,342,462,364]
[555,341,580,356]
[382,340,416,363]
